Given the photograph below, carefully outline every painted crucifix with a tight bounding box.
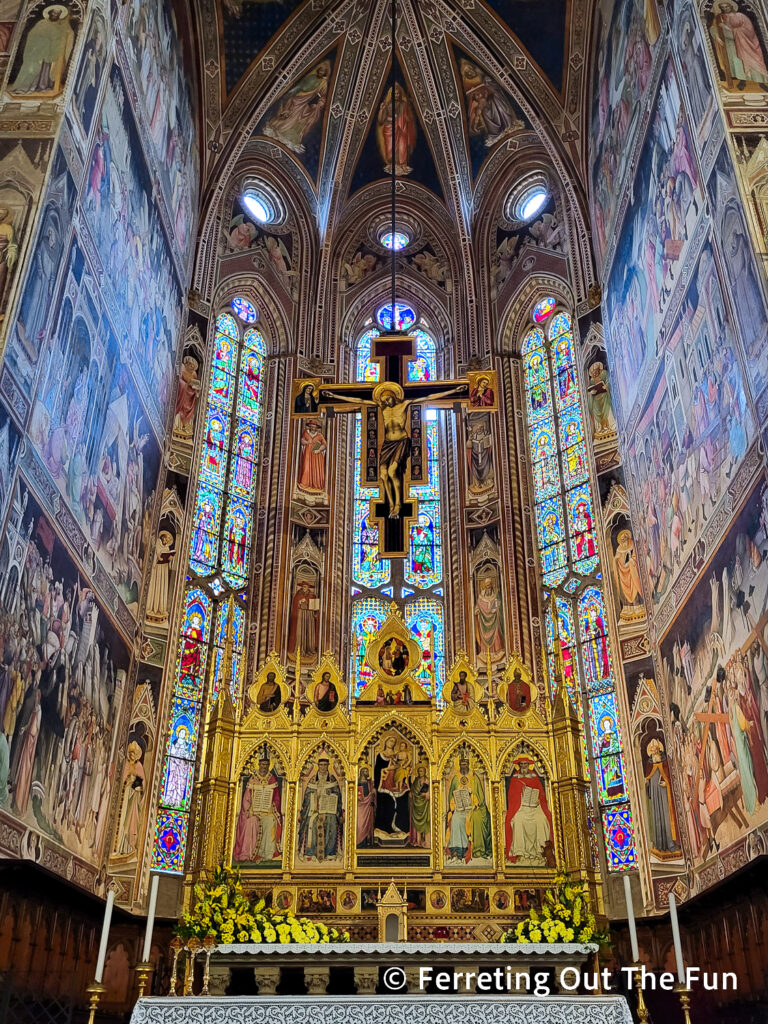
[291,331,498,557]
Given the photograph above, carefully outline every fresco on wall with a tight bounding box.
[705,0,768,96]
[123,0,198,253]
[674,0,717,142]
[452,47,528,179]
[590,0,662,261]
[6,0,80,102]
[0,398,20,523]
[0,137,51,323]
[0,0,23,53]
[0,480,129,863]
[605,63,703,421]
[258,51,336,183]
[3,147,75,394]
[84,65,184,429]
[110,669,160,865]
[708,144,768,402]
[661,478,768,866]
[71,8,108,138]
[29,261,161,615]
[626,241,754,606]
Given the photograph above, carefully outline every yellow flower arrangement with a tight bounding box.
[175,864,350,946]
[500,872,609,948]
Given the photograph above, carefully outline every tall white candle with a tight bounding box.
[668,892,685,984]
[94,888,116,983]
[142,873,160,963]
[623,873,639,962]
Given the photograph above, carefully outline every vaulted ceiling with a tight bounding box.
[194,0,594,238]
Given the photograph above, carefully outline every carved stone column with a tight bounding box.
[354,966,378,994]
[304,968,329,995]
[207,963,231,996]
[254,967,280,995]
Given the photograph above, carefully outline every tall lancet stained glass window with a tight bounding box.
[522,300,636,872]
[152,313,267,873]
[350,325,445,697]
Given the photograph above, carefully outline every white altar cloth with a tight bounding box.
[131,994,634,1024]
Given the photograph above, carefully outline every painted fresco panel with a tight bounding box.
[83,64,183,433]
[604,62,703,423]
[707,144,768,402]
[589,0,662,262]
[626,241,754,607]
[123,0,198,253]
[0,479,130,864]
[660,479,768,866]
[3,147,76,394]
[29,263,161,615]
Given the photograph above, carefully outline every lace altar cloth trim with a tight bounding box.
[212,942,597,956]
[132,995,633,1024]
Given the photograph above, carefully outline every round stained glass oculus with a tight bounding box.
[532,296,556,323]
[380,230,410,251]
[377,302,416,331]
[231,297,258,323]
[241,187,275,224]
[515,185,548,222]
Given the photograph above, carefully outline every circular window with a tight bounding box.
[516,185,548,222]
[232,297,258,323]
[379,229,410,251]
[240,185,282,225]
[377,302,416,331]
[532,296,556,323]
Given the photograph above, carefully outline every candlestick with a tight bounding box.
[632,964,650,1024]
[94,888,115,983]
[135,962,152,998]
[142,873,160,962]
[669,892,686,984]
[623,873,639,962]
[86,982,106,1024]
[674,981,693,1024]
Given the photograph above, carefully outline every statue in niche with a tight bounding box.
[586,359,618,439]
[611,525,645,619]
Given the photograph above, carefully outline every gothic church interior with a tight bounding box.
[0,0,768,1018]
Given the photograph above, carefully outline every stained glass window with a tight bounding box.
[522,301,635,872]
[153,314,267,874]
[380,230,410,251]
[377,302,416,331]
[351,323,444,696]
[232,297,258,322]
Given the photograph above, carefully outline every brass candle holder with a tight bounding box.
[201,934,218,995]
[631,963,650,1024]
[86,981,106,1024]
[674,982,693,1024]
[135,960,153,998]
[169,936,184,996]
[184,937,201,996]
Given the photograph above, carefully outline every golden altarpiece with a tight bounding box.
[171,310,621,939]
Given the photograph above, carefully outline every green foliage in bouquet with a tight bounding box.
[174,863,350,945]
[501,872,610,946]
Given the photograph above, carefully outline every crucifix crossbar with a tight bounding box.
[309,331,498,557]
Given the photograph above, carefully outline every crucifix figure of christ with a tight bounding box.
[292,332,498,557]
